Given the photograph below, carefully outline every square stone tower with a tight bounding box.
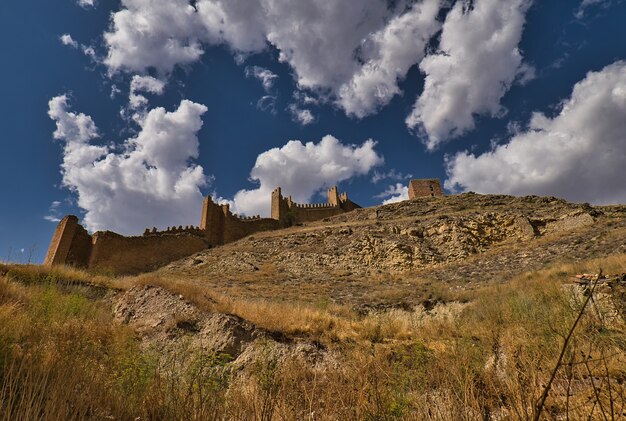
[408,179,444,199]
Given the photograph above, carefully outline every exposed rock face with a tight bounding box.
[114,285,333,367]
[158,193,625,307]
[166,194,608,274]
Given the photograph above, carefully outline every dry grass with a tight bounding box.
[1,254,625,419]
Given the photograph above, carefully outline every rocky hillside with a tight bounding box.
[159,193,626,308]
[3,194,624,419]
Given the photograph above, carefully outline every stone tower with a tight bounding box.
[328,186,340,206]
[200,196,226,245]
[408,179,444,199]
[271,187,290,223]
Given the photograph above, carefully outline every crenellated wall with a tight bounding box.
[289,204,348,223]
[199,196,281,246]
[45,185,360,274]
[271,186,360,225]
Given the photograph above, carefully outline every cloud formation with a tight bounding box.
[371,169,413,183]
[44,201,63,223]
[104,0,206,75]
[60,34,78,48]
[575,0,613,18]
[245,66,278,92]
[48,95,209,234]
[232,135,384,216]
[407,0,533,149]
[101,0,448,119]
[77,0,96,8]
[338,0,441,118]
[101,0,540,143]
[287,104,315,126]
[129,75,166,110]
[445,61,626,205]
[377,183,409,204]
[60,33,99,61]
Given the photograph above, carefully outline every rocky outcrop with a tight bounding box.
[158,193,625,307]
[114,285,334,368]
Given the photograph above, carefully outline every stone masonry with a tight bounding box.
[271,186,360,225]
[44,186,360,275]
[408,179,444,200]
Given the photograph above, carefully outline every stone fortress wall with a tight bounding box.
[43,216,211,275]
[199,196,282,246]
[44,185,363,275]
[44,180,442,275]
[271,186,361,224]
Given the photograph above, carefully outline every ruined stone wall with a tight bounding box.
[222,217,281,244]
[44,215,92,267]
[408,179,444,199]
[271,187,290,223]
[338,197,361,212]
[271,186,361,225]
[200,196,226,246]
[199,196,281,245]
[65,224,93,267]
[45,186,362,275]
[290,204,346,223]
[89,231,209,275]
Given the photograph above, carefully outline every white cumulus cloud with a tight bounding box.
[445,61,626,205]
[59,33,99,61]
[407,0,534,149]
[104,0,206,75]
[232,135,384,216]
[101,0,447,119]
[338,0,441,118]
[129,75,166,110]
[48,95,210,234]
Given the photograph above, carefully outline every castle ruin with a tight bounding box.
[271,186,360,225]
[408,179,444,199]
[44,186,360,275]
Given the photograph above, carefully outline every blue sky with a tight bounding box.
[1,0,625,263]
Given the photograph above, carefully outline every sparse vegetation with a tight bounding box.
[0,252,624,419]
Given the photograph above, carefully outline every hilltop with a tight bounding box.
[1,193,625,419]
[160,193,626,308]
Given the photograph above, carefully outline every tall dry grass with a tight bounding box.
[0,254,625,419]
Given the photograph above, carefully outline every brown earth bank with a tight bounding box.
[1,193,625,419]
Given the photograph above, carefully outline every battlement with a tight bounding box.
[271,185,360,225]
[143,226,203,236]
[292,202,336,209]
[237,215,262,221]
